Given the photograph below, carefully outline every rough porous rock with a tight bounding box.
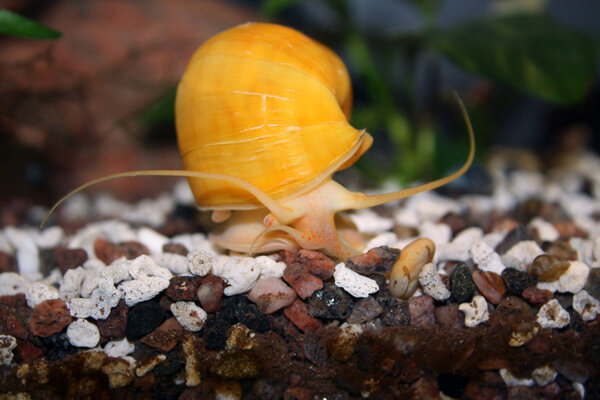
[308,283,354,320]
[283,261,323,299]
[451,262,476,302]
[29,299,72,337]
[296,249,336,279]
[283,299,322,333]
[165,276,203,301]
[125,300,165,339]
[140,317,183,352]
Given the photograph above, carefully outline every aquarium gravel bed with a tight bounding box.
[1,151,600,399]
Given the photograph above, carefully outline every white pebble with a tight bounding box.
[188,250,212,276]
[532,365,557,386]
[0,272,31,296]
[103,260,132,284]
[501,241,544,271]
[119,276,170,306]
[104,337,135,358]
[528,218,559,242]
[572,290,600,321]
[0,335,17,366]
[128,255,172,281]
[170,301,207,332]
[557,261,590,293]
[67,319,100,348]
[153,253,189,275]
[137,227,168,255]
[481,232,506,250]
[536,299,570,329]
[171,233,214,254]
[26,283,59,308]
[213,256,261,296]
[573,382,585,399]
[17,235,39,276]
[35,226,64,248]
[411,191,462,222]
[570,237,595,267]
[68,297,95,319]
[0,231,13,253]
[418,263,450,301]
[438,227,484,262]
[349,208,394,233]
[333,263,379,298]
[459,295,489,328]
[499,368,534,387]
[59,266,85,301]
[394,207,419,228]
[419,222,452,246]
[469,241,506,275]
[89,286,117,319]
[255,256,286,279]
[173,180,195,204]
[97,276,123,308]
[80,260,104,298]
[593,235,600,262]
[366,232,398,249]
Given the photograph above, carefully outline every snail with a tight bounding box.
[42,22,474,262]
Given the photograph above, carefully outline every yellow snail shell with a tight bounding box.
[43,22,474,264]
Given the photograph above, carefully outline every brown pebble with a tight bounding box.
[554,220,587,239]
[53,247,88,273]
[29,299,72,337]
[196,275,224,312]
[347,296,383,324]
[16,338,43,362]
[283,386,313,400]
[97,300,128,339]
[521,287,553,305]
[471,270,506,304]
[94,238,122,264]
[94,238,149,264]
[166,276,203,301]
[118,241,150,259]
[489,296,534,328]
[283,262,323,299]
[278,249,298,266]
[0,305,30,340]
[408,295,435,328]
[140,317,183,352]
[0,251,18,273]
[283,299,322,333]
[297,249,336,279]
[247,277,296,314]
[162,242,189,256]
[434,304,464,330]
[345,246,400,276]
[543,240,578,261]
[530,254,570,282]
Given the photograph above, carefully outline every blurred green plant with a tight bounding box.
[259,0,599,185]
[0,8,61,39]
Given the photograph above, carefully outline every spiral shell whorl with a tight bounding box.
[176,22,370,209]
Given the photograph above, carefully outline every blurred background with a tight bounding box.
[1,0,599,223]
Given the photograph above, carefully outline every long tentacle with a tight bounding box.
[346,92,475,210]
[40,169,295,228]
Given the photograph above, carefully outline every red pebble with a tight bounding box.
[166,276,203,301]
[94,238,149,264]
[16,338,42,362]
[97,300,128,339]
[283,386,313,400]
[29,299,72,337]
[140,317,183,352]
[297,249,335,280]
[472,270,506,305]
[283,299,322,333]
[345,246,399,276]
[53,247,88,273]
[434,304,464,330]
[521,287,553,305]
[408,295,435,328]
[283,262,323,299]
[196,275,224,313]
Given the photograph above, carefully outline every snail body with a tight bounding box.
[43,22,474,262]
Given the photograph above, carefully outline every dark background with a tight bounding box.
[1,0,598,222]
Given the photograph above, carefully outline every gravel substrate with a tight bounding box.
[1,149,600,399]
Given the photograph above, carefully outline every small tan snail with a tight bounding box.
[43,22,474,261]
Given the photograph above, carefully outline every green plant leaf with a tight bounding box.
[0,8,60,39]
[429,14,596,104]
[138,87,176,127]
[260,0,301,18]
